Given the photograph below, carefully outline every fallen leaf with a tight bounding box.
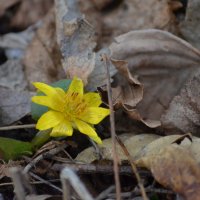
[24,9,65,90]
[55,0,117,90]
[90,0,114,10]
[110,60,143,109]
[0,60,27,90]
[0,137,32,161]
[0,87,30,126]
[109,29,200,124]
[184,137,200,165]
[55,0,96,85]
[75,133,160,163]
[137,145,200,200]
[79,0,179,48]
[161,71,200,136]
[10,0,53,29]
[0,160,24,180]
[179,0,200,49]
[108,59,161,128]
[135,134,190,162]
[0,0,20,17]
[0,24,38,60]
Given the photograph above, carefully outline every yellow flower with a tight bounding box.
[31,77,110,144]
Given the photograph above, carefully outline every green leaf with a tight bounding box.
[31,79,71,121]
[0,137,33,161]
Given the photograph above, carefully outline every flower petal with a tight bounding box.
[75,119,102,144]
[79,107,110,124]
[83,92,101,107]
[36,110,64,130]
[32,96,63,111]
[32,82,58,96]
[55,88,66,97]
[67,77,83,95]
[50,120,73,137]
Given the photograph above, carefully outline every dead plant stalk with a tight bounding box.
[103,54,121,200]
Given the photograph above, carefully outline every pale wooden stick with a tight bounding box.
[60,168,94,200]
[0,124,35,131]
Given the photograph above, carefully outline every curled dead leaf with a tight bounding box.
[55,0,116,90]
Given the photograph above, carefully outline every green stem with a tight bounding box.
[31,129,51,150]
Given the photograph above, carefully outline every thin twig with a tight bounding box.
[95,185,115,200]
[116,136,149,200]
[108,187,174,198]
[0,124,35,131]
[52,163,150,177]
[29,172,62,192]
[0,179,61,187]
[103,54,121,200]
[23,143,68,173]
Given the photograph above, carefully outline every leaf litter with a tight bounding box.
[1,0,200,199]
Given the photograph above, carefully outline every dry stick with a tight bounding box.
[10,168,26,200]
[10,167,34,200]
[108,187,174,198]
[0,124,36,131]
[116,136,149,200]
[29,172,62,192]
[95,185,115,200]
[52,162,151,177]
[61,168,94,200]
[23,143,68,173]
[0,179,61,187]
[103,54,121,200]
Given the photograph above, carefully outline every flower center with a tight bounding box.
[62,92,87,121]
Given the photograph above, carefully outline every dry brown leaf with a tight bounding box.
[0,60,27,90]
[110,29,200,123]
[75,133,160,163]
[161,71,200,136]
[0,87,30,126]
[0,0,20,17]
[135,134,190,162]
[137,145,200,200]
[107,59,161,128]
[110,60,143,109]
[79,0,178,48]
[55,0,96,85]
[11,0,53,29]
[55,0,117,90]
[0,25,37,50]
[90,0,113,10]
[174,137,200,165]
[179,0,200,49]
[0,160,24,180]
[24,9,65,90]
